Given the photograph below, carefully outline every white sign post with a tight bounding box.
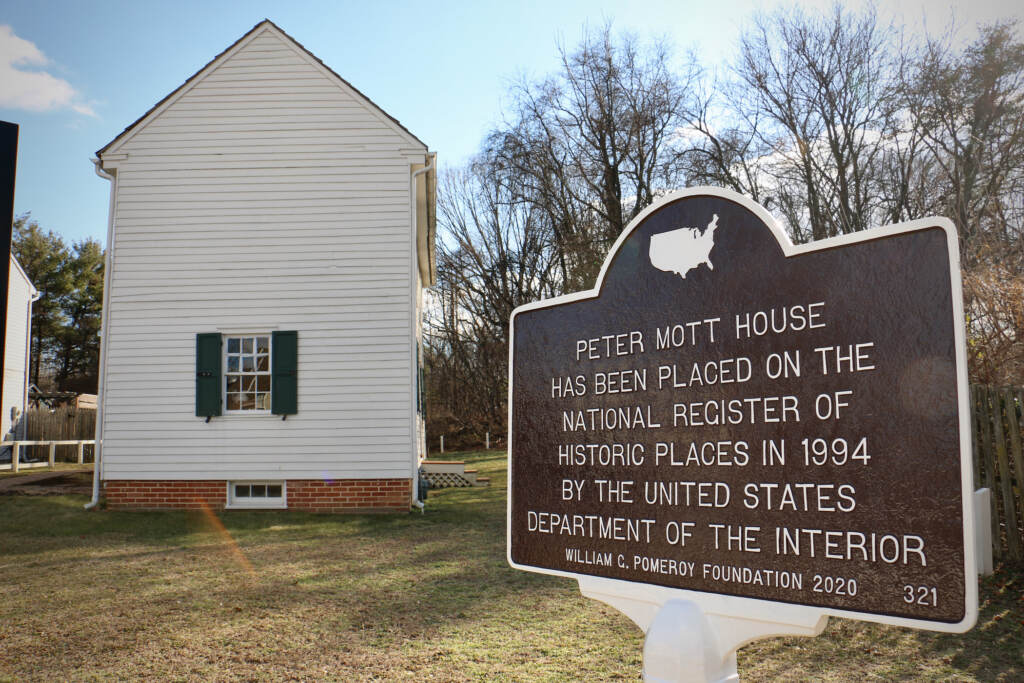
[507,188,978,681]
[579,575,828,682]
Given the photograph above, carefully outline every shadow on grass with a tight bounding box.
[6,449,1013,681]
[0,448,525,631]
[916,565,1024,678]
[0,451,630,680]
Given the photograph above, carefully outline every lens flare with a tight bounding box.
[196,500,256,578]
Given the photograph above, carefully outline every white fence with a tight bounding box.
[0,440,97,472]
[434,431,496,455]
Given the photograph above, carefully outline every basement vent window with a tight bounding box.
[228,481,286,509]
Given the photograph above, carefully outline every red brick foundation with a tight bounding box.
[288,479,411,512]
[103,479,412,512]
[104,480,227,509]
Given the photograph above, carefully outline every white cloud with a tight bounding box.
[0,25,95,116]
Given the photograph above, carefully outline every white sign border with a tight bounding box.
[506,186,978,634]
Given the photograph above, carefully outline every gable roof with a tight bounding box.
[97,19,427,158]
[8,254,38,297]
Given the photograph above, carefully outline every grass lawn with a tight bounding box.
[0,449,1020,682]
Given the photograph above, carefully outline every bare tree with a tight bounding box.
[683,79,773,203]
[427,12,1024,445]
[902,22,1024,383]
[425,163,562,442]
[904,21,1024,262]
[489,23,699,288]
[426,26,705,443]
[438,165,559,335]
[692,5,903,242]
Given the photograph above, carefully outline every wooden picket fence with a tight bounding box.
[19,406,96,463]
[972,385,1024,563]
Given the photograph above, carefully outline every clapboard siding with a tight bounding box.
[112,257,407,270]
[113,240,408,254]
[117,181,410,194]
[99,24,425,482]
[113,156,411,170]
[115,191,409,204]
[112,209,406,220]
[107,465,413,479]
[3,257,35,438]
[115,180,407,193]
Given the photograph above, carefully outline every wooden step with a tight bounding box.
[421,460,472,488]
[421,460,466,473]
[420,460,490,488]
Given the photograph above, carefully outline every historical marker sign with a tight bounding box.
[508,188,977,633]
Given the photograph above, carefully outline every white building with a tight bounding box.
[92,20,435,511]
[3,254,38,441]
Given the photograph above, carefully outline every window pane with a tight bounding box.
[224,334,274,412]
[234,484,249,498]
[267,485,282,497]
[252,485,266,497]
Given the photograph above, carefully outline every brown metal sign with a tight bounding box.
[507,189,976,631]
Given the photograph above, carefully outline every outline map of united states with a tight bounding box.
[648,214,719,279]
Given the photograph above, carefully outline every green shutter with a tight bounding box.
[272,330,298,415]
[196,333,222,418]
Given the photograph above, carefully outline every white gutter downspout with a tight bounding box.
[410,153,434,513]
[21,284,40,440]
[85,158,116,510]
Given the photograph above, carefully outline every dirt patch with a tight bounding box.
[0,470,93,496]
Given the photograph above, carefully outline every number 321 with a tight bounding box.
[903,585,938,606]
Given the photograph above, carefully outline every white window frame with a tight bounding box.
[226,480,287,509]
[223,333,272,415]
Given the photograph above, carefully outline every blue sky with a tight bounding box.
[2,0,1020,245]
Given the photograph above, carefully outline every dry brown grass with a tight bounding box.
[0,462,88,480]
[0,450,1020,681]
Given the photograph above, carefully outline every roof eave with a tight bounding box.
[96,18,428,159]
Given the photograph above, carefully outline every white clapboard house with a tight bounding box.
[92,20,435,511]
[3,255,38,443]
